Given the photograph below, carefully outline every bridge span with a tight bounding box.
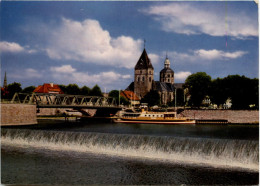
[11,93,122,117]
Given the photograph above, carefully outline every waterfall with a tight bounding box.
[1,129,258,171]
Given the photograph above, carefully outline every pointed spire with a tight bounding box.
[3,71,7,88]
[135,48,154,70]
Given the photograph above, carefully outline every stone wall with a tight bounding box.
[1,103,37,126]
[181,110,259,124]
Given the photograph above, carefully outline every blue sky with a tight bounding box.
[1,1,258,91]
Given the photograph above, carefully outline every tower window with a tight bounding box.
[149,77,151,82]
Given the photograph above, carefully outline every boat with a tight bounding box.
[113,109,195,124]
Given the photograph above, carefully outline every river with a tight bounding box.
[1,119,259,185]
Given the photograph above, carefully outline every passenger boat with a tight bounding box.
[113,109,195,124]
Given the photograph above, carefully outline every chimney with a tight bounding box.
[50,83,54,87]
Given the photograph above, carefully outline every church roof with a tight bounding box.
[160,67,174,74]
[153,81,175,92]
[135,49,154,70]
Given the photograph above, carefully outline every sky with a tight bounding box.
[1,1,258,92]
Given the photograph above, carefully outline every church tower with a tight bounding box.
[160,57,174,84]
[134,49,154,98]
[3,71,7,88]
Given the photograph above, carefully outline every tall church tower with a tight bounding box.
[160,57,174,84]
[134,49,154,98]
[3,71,7,88]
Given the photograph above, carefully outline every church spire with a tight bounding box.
[3,71,7,88]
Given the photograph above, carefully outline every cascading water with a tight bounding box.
[1,129,258,171]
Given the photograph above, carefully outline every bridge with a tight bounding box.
[11,93,122,117]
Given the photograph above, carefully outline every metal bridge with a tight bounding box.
[11,93,121,117]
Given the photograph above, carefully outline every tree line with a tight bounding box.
[1,83,129,105]
[1,83,104,99]
[183,72,258,109]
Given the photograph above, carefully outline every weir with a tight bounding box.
[1,129,258,171]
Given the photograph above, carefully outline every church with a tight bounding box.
[127,48,175,105]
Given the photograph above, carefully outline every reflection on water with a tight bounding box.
[1,120,259,185]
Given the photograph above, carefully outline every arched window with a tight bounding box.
[142,76,145,82]
[149,77,151,82]
[138,77,140,82]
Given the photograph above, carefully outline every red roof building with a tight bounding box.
[120,90,140,105]
[33,83,64,94]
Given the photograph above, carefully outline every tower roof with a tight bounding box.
[135,49,154,70]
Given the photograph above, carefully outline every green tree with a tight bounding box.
[223,75,258,109]
[80,86,91,96]
[141,90,160,107]
[66,84,80,95]
[59,84,67,94]
[108,90,129,105]
[22,86,36,94]
[184,72,211,108]
[176,88,185,106]
[89,84,103,96]
[7,82,22,99]
[209,78,228,108]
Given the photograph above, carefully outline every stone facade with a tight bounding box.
[1,103,37,126]
[134,49,154,98]
[133,49,175,105]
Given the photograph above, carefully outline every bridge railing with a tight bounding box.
[11,93,118,107]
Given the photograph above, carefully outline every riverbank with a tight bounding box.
[181,110,259,124]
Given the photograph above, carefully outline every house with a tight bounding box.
[120,90,140,105]
[33,83,64,94]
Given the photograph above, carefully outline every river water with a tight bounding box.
[1,119,259,185]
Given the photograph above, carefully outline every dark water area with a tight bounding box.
[1,119,259,185]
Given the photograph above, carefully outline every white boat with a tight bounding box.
[113,109,195,124]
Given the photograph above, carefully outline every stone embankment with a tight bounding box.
[181,110,259,124]
[1,103,37,126]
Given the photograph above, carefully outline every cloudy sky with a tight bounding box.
[1,1,258,91]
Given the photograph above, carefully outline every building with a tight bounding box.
[134,49,154,98]
[33,83,64,94]
[128,48,176,105]
[120,90,140,105]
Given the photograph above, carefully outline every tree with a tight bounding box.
[108,90,129,105]
[141,90,160,107]
[209,78,228,108]
[22,86,36,94]
[176,88,185,106]
[80,86,91,96]
[223,75,258,109]
[89,84,103,96]
[184,72,211,108]
[66,84,80,95]
[59,84,67,94]
[7,82,22,99]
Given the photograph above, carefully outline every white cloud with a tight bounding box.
[142,3,258,38]
[170,49,247,62]
[0,41,37,54]
[0,41,25,53]
[46,18,159,68]
[175,71,192,81]
[50,65,76,73]
[50,65,132,89]
[194,49,247,60]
